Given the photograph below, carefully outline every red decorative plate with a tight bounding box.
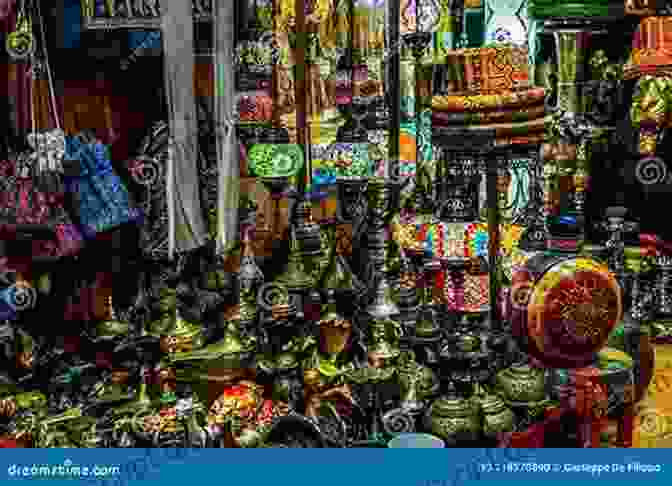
[512,257,622,368]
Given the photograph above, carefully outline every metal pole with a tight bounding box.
[294,0,309,194]
[388,0,401,178]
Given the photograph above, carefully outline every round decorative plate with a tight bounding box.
[248,144,303,178]
[248,144,278,177]
[524,257,622,368]
[271,144,303,177]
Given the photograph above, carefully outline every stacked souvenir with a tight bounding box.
[433,46,548,147]
[433,0,547,147]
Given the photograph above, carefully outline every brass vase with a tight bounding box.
[367,318,401,360]
[552,30,592,116]
[276,229,315,291]
[318,297,352,356]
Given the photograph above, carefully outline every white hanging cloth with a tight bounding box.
[213,0,239,256]
[161,0,208,259]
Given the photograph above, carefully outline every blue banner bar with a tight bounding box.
[0,449,670,485]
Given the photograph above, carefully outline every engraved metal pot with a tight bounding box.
[495,364,546,404]
[476,392,515,439]
[423,390,481,445]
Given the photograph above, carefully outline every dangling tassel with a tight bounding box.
[214,0,239,256]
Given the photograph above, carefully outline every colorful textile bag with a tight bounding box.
[63,135,142,239]
[0,134,83,261]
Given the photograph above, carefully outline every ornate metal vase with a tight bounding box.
[319,297,352,357]
[475,390,516,439]
[495,364,546,404]
[423,387,481,445]
[551,29,592,116]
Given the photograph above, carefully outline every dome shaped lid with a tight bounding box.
[430,383,479,418]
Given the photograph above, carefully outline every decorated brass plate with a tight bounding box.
[523,258,622,368]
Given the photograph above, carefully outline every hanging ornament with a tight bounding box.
[6,10,34,60]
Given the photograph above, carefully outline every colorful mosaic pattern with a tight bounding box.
[393,219,467,259]
[444,273,490,312]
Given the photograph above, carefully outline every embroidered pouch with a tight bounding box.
[64,136,142,239]
[0,154,82,261]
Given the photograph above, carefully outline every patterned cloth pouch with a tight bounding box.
[63,136,143,239]
[0,148,83,261]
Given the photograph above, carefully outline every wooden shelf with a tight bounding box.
[82,13,212,31]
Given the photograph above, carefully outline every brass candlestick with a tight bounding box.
[572,141,590,215]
